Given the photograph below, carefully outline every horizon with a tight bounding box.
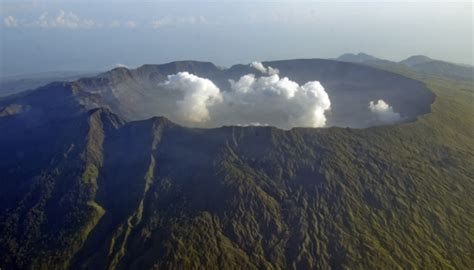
[0,52,470,78]
[1,1,472,76]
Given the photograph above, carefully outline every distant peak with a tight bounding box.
[356,52,376,58]
[400,55,433,66]
[405,55,432,60]
[137,60,218,71]
[100,66,133,78]
[111,66,130,72]
[336,52,379,63]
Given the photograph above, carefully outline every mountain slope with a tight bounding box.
[0,67,473,269]
[337,53,380,63]
[0,81,108,133]
[335,53,395,66]
[409,60,473,80]
[337,53,473,80]
[0,108,124,268]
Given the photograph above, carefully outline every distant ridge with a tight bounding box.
[399,55,433,66]
[0,71,100,97]
[337,53,380,63]
[336,53,473,80]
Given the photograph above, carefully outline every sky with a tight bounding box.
[0,0,472,76]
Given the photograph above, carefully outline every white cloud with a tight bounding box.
[369,99,401,123]
[249,62,267,73]
[158,72,331,129]
[159,72,223,124]
[34,9,96,29]
[4,10,97,29]
[5,13,208,30]
[151,15,207,28]
[250,62,279,75]
[3,16,18,27]
[2,10,129,29]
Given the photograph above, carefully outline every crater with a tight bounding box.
[251,59,435,128]
[73,59,436,129]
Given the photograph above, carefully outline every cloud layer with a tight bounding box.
[3,12,206,30]
[3,10,96,29]
[158,67,331,129]
[369,99,401,123]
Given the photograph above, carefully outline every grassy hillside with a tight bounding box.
[337,53,473,81]
[0,68,473,269]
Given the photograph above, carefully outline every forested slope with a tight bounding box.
[0,68,472,269]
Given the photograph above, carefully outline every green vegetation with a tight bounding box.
[0,68,473,269]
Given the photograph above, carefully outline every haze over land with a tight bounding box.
[1,1,472,76]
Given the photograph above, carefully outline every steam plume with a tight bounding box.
[159,72,331,129]
[250,62,279,75]
[369,99,401,123]
[159,72,223,124]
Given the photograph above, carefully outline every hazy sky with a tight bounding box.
[0,0,472,76]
